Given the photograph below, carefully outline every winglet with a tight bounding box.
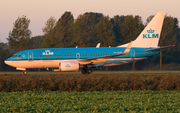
[121,41,133,55]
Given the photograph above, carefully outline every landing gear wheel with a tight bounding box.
[23,71,27,75]
[81,69,86,74]
[81,69,92,74]
[86,69,92,74]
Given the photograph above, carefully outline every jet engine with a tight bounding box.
[59,61,80,71]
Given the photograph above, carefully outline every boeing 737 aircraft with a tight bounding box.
[5,12,171,74]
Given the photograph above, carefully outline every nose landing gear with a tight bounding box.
[23,71,27,75]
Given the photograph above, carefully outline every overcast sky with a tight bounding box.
[0,0,179,43]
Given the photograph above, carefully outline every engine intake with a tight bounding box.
[59,61,79,71]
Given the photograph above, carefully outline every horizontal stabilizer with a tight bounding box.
[145,45,175,52]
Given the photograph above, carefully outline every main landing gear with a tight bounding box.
[81,69,92,74]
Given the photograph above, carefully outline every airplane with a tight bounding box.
[5,12,172,74]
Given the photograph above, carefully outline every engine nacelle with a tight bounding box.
[59,61,79,71]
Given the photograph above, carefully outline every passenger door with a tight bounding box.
[131,49,135,60]
[76,53,80,59]
[28,51,33,60]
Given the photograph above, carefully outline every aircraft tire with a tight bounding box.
[86,69,92,74]
[23,71,27,75]
[81,69,86,74]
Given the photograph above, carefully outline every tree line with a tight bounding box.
[0,11,180,71]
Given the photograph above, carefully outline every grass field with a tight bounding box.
[1,71,180,75]
[0,91,180,112]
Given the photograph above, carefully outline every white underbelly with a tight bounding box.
[5,60,60,68]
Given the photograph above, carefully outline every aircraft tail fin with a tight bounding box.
[118,12,165,48]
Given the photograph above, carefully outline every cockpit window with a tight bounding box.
[12,55,21,57]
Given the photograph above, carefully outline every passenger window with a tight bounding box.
[13,55,21,57]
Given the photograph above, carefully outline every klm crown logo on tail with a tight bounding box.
[143,29,159,38]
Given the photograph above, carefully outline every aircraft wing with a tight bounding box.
[145,45,175,52]
[78,41,133,63]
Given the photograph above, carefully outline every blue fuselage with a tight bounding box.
[4,47,159,70]
[6,47,159,61]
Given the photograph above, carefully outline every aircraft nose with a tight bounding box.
[4,60,9,65]
[4,58,11,65]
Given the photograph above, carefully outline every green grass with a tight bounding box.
[1,71,180,75]
[0,91,180,112]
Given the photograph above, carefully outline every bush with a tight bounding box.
[0,74,180,92]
